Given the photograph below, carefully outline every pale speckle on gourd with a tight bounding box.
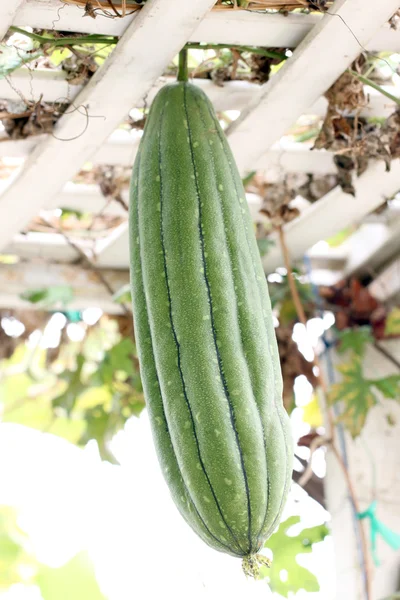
[155,175,160,182]
[184,421,190,429]
[218,184,224,191]
[224,478,232,486]
[203,496,211,504]
[195,412,201,423]
[193,141,199,148]
[203,315,210,321]
[214,429,221,437]
[167,381,172,386]
[156,202,161,211]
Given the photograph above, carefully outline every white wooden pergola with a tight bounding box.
[1,0,400,315]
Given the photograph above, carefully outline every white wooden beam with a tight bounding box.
[0,0,25,40]
[13,4,400,52]
[5,231,92,262]
[0,0,216,252]
[1,65,397,122]
[262,159,400,273]
[343,220,400,278]
[369,258,400,303]
[50,182,127,216]
[0,134,340,180]
[0,68,83,103]
[227,0,400,174]
[0,261,128,313]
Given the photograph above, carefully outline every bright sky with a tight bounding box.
[0,404,336,600]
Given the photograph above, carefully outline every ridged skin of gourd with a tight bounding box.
[129,81,293,558]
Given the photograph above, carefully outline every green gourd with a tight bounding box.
[129,78,293,575]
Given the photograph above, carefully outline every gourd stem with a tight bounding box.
[242,553,271,579]
[177,48,189,83]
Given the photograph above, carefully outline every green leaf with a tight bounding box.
[330,355,400,437]
[371,375,400,399]
[326,226,355,248]
[36,551,106,600]
[262,516,329,597]
[53,354,86,414]
[49,48,72,66]
[20,285,74,308]
[256,237,275,258]
[242,170,256,187]
[269,272,313,325]
[79,406,119,464]
[384,307,400,337]
[302,394,323,428]
[293,127,320,143]
[0,40,41,78]
[112,284,132,305]
[329,359,377,437]
[91,338,136,386]
[336,326,374,357]
[0,507,36,589]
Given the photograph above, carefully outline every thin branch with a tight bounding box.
[185,42,287,62]
[277,224,373,600]
[348,69,400,107]
[9,26,119,48]
[41,217,131,316]
[373,341,400,371]
[297,434,329,488]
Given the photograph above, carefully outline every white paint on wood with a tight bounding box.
[0,68,83,104]
[369,257,400,302]
[1,63,397,120]
[227,0,400,174]
[5,231,93,262]
[0,0,216,251]
[49,182,127,216]
[323,342,400,599]
[0,0,25,40]
[344,220,400,278]
[262,159,400,273]
[0,260,128,313]
[14,4,400,52]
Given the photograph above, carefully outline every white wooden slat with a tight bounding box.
[369,258,400,303]
[227,0,400,175]
[90,191,265,268]
[343,221,400,278]
[0,136,338,187]
[13,4,400,52]
[52,182,127,216]
[0,74,262,110]
[0,0,216,252]
[0,0,25,40]
[6,232,82,262]
[262,159,400,274]
[2,65,398,123]
[0,261,128,313]
[0,68,83,104]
